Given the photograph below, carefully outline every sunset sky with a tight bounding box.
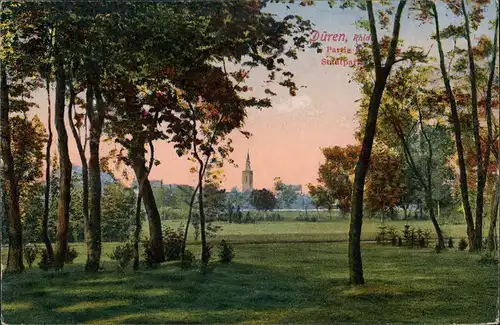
[28,2,497,191]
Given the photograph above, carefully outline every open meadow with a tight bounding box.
[2,218,498,324]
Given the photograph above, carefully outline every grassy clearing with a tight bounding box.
[162,218,469,244]
[2,242,497,324]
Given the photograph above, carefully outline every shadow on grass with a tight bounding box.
[2,243,498,324]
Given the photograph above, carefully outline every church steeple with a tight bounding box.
[242,150,254,192]
[245,150,252,171]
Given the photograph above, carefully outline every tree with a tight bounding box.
[101,183,136,242]
[250,189,277,213]
[310,145,359,216]
[414,0,499,251]
[365,147,406,221]
[274,177,300,209]
[308,184,335,218]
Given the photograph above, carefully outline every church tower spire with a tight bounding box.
[245,150,251,171]
[242,150,254,192]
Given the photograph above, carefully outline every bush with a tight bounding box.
[65,246,78,264]
[376,224,398,245]
[218,239,235,263]
[159,207,185,221]
[109,242,135,271]
[38,249,51,271]
[180,249,196,268]
[163,226,184,261]
[24,244,39,268]
[265,212,284,221]
[478,251,499,265]
[296,214,317,222]
[458,238,468,251]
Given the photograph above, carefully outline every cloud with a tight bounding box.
[273,94,314,113]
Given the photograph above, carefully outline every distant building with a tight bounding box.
[242,151,254,192]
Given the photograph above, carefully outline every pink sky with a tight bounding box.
[27,3,497,192]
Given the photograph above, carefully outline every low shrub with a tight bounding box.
[163,226,184,261]
[109,242,134,271]
[38,249,51,271]
[458,238,468,251]
[180,249,196,268]
[265,213,284,221]
[64,246,78,264]
[296,214,318,222]
[478,251,499,265]
[218,239,235,263]
[24,244,39,268]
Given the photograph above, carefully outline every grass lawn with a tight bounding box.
[163,218,469,244]
[2,241,498,324]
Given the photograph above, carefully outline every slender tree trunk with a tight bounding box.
[133,194,142,270]
[68,75,91,270]
[131,146,164,263]
[431,2,476,250]
[484,4,499,252]
[42,78,54,262]
[181,184,199,262]
[53,54,72,267]
[487,177,499,251]
[348,0,406,285]
[133,140,155,270]
[461,0,485,251]
[198,175,209,266]
[1,65,24,273]
[85,81,105,272]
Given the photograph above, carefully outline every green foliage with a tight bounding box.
[159,207,185,220]
[64,246,78,264]
[296,214,318,222]
[478,251,498,265]
[101,183,136,242]
[274,178,300,209]
[180,249,196,268]
[401,225,431,248]
[37,249,52,271]
[163,226,184,261]
[108,242,135,271]
[375,224,399,244]
[458,238,468,251]
[218,240,235,263]
[24,245,39,268]
[250,189,277,212]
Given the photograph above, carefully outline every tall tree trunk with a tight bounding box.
[133,140,155,270]
[181,184,199,262]
[484,4,499,252]
[133,194,142,270]
[431,2,476,250]
[198,173,209,266]
[348,0,406,285]
[68,75,91,269]
[461,0,485,251]
[42,78,54,262]
[420,108,445,248]
[131,145,164,263]
[53,53,72,267]
[487,177,499,251]
[85,80,105,272]
[1,65,24,273]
